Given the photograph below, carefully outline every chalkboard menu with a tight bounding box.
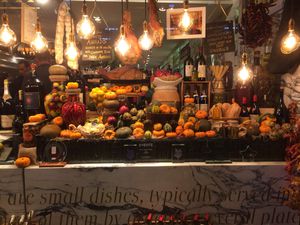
[206,21,235,55]
[82,32,112,61]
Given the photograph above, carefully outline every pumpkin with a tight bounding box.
[116,127,132,138]
[133,128,145,139]
[184,98,194,104]
[163,123,172,132]
[195,110,208,119]
[159,104,171,114]
[154,123,163,131]
[141,85,149,93]
[104,130,116,140]
[153,129,165,138]
[70,132,82,139]
[137,110,146,119]
[175,126,184,135]
[29,115,43,123]
[123,112,132,121]
[110,86,119,92]
[116,89,127,95]
[105,91,117,100]
[206,130,216,138]
[15,157,31,168]
[133,121,144,129]
[170,107,178,114]
[178,118,185,126]
[125,85,133,93]
[198,119,211,132]
[184,122,194,130]
[133,85,141,93]
[66,82,79,89]
[40,124,61,138]
[166,132,177,138]
[151,105,160,113]
[130,108,138,116]
[195,132,206,138]
[188,117,196,124]
[60,129,71,138]
[144,130,152,139]
[52,116,64,126]
[183,129,195,138]
[259,125,271,133]
[100,86,108,92]
[103,100,120,109]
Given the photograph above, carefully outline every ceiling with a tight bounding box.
[2,0,233,67]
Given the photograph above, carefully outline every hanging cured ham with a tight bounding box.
[148,0,164,47]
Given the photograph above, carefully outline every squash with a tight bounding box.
[166,132,177,138]
[125,85,133,93]
[102,100,120,109]
[163,123,172,132]
[198,119,211,132]
[60,129,72,138]
[184,98,194,104]
[133,128,144,139]
[137,110,146,119]
[175,126,184,135]
[151,105,160,113]
[40,124,61,138]
[130,108,138,116]
[15,157,31,168]
[195,132,206,138]
[153,129,165,138]
[144,130,152,139]
[116,89,127,95]
[123,112,132,121]
[52,116,64,126]
[143,120,153,131]
[133,121,144,129]
[259,125,271,133]
[178,118,185,126]
[159,104,171,114]
[154,123,163,131]
[206,130,216,138]
[29,114,45,123]
[49,64,67,75]
[104,130,116,140]
[66,82,79,89]
[183,129,195,138]
[105,91,117,100]
[116,127,132,138]
[184,122,194,130]
[133,85,141,93]
[188,117,196,124]
[170,107,178,114]
[110,86,119,92]
[70,132,82,139]
[195,110,208,119]
[141,85,149,93]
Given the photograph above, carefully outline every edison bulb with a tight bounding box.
[31,32,48,53]
[237,64,253,83]
[76,15,95,40]
[65,41,80,61]
[179,9,193,32]
[281,29,300,54]
[115,35,130,56]
[36,0,48,4]
[138,31,154,51]
[0,24,16,47]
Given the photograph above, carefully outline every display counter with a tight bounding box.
[0,161,298,225]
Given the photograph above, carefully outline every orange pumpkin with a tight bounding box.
[133,128,145,139]
[178,118,185,126]
[170,107,178,114]
[176,126,184,135]
[70,132,82,139]
[166,132,177,138]
[195,110,208,119]
[188,117,196,124]
[159,104,171,114]
[110,86,119,92]
[206,130,216,138]
[153,129,165,138]
[259,125,271,133]
[60,129,71,138]
[116,89,127,95]
[133,85,141,93]
[15,157,31,168]
[184,122,194,130]
[104,130,116,140]
[105,91,117,100]
[153,123,163,131]
[183,129,195,138]
[125,85,133,93]
[29,115,43,123]
[195,132,206,138]
[133,122,144,129]
[53,116,64,126]
[184,98,194,104]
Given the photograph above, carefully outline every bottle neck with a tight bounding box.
[3,80,11,100]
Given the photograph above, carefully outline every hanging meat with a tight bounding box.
[116,10,142,65]
[148,0,164,47]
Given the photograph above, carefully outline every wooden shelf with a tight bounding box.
[182,81,210,84]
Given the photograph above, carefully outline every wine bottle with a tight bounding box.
[195,45,206,81]
[249,94,260,121]
[1,79,15,130]
[193,90,199,110]
[24,67,45,117]
[240,97,249,122]
[274,88,289,124]
[13,90,26,134]
[184,48,194,81]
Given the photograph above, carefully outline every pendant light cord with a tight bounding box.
[70,0,73,34]
[144,0,147,21]
[121,0,123,24]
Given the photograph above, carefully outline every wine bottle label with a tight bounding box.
[200,104,208,112]
[1,115,14,129]
[198,65,206,79]
[185,65,193,77]
[24,92,40,110]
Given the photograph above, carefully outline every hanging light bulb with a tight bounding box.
[115,25,130,56]
[65,33,80,61]
[138,21,154,51]
[31,18,48,53]
[36,0,49,4]
[76,1,95,40]
[179,0,193,32]
[280,19,300,54]
[0,13,16,47]
[237,53,253,83]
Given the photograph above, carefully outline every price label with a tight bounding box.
[123,144,137,161]
[137,142,155,160]
[171,143,186,162]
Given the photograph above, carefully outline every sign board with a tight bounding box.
[21,3,37,44]
[82,32,113,61]
[206,21,235,55]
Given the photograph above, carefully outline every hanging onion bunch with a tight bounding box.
[239,1,274,49]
